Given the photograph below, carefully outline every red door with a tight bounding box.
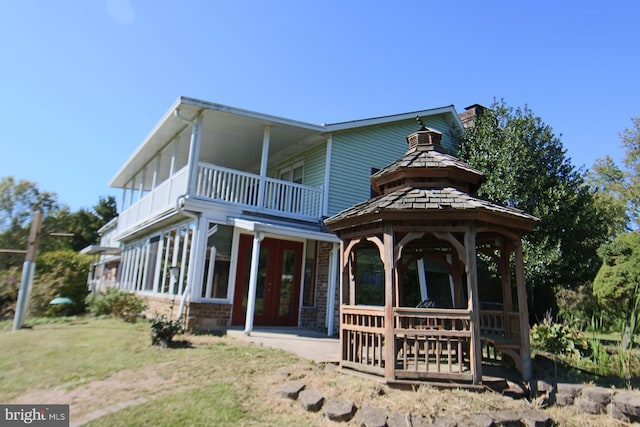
[232,235,303,326]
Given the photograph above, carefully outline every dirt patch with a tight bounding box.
[11,360,204,425]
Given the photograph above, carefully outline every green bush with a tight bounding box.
[530,313,590,359]
[30,250,92,316]
[149,314,183,346]
[0,268,21,320]
[86,287,147,322]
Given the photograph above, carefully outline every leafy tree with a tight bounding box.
[30,250,92,316]
[39,196,118,253]
[94,196,117,224]
[459,100,611,321]
[0,176,58,231]
[587,156,629,238]
[593,232,640,349]
[620,117,640,228]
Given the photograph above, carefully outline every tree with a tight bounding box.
[0,176,58,231]
[591,117,640,346]
[30,250,92,316]
[459,100,611,321]
[593,232,640,349]
[620,117,640,228]
[587,155,629,238]
[0,177,60,270]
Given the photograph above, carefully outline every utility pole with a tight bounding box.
[13,211,43,331]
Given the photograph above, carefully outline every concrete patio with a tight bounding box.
[225,327,340,364]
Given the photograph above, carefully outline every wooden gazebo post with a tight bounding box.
[465,222,482,384]
[515,242,532,382]
[383,226,395,380]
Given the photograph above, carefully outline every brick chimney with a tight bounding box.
[459,104,486,128]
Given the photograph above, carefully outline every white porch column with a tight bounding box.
[167,140,177,205]
[150,155,160,216]
[326,243,339,337]
[138,169,146,201]
[257,125,270,210]
[244,232,264,335]
[186,114,204,195]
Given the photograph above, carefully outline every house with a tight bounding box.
[81,217,121,294]
[107,96,464,335]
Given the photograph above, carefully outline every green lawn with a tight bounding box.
[0,317,305,426]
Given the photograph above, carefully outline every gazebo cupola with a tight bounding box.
[325,117,538,387]
[371,118,484,197]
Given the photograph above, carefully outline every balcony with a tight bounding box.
[194,162,324,220]
[117,162,324,235]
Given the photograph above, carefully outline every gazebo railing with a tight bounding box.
[340,305,475,381]
[341,305,385,375]
[479,309,523,370]
[394,307,473,381]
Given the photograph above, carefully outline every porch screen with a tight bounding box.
[201,223,233,299]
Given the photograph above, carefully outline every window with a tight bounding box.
[279,160,304,184]
[302,241,317,307]
[143,236,160,291]
[119,222,195,297]
[201,223,233,299]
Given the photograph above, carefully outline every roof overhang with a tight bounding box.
[109,97,327,189]
[80,245,122,255]
[325,208,538,238]
[230,217,339,243]
[325,105,463,132]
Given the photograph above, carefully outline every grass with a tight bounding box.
[0,316,633,426]
[85,383,252,426]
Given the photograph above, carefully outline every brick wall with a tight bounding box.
[140,293,231,331]
[299,242,339,335]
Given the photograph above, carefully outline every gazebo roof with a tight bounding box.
[325,120,539,233]
[325,185,538,231]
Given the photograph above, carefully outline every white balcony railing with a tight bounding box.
[117,166,189,234]
[195,162,324,220]
[117,162,325,235]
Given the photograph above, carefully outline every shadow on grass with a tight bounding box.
[533,353,640,389]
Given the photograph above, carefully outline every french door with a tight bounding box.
[232,235,303,326]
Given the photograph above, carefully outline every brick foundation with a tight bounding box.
[140,293,231,332]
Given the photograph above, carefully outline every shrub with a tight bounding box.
[86,287,147,322]
[0,268,21,320]
[149,314,183,346]
[30,250,92,316]
[530,312,590,359]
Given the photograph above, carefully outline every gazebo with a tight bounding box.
[324,122,538,386]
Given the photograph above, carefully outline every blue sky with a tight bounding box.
[1,1,639,211]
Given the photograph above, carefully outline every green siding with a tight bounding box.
[268,141,327,188]
[327,115,458,216]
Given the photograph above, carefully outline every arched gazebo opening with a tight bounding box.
[326,122,538,386]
